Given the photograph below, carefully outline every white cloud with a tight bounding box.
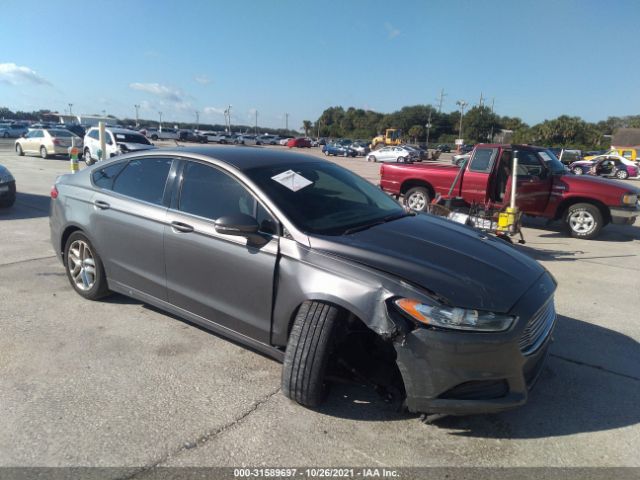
[194,75,211,85]
[0,63,51,85]
[129,82,185,102]
[203,106,225,116]
[384,22,400,39]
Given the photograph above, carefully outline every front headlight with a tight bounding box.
[622,193,638,205]
[394,298,515,332]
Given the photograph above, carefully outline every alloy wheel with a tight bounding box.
[568,210,595,234]
[67,240,97,291]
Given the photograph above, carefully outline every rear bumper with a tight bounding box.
[610,205,639,225]
[393,273,556,415]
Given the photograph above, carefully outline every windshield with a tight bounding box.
[113,133,152,145]
[539,150,567,174]
[244,161,405,235]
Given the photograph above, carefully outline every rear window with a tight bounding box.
[469,148,497,172]
[113,133,151,145]
[47,129,73,137]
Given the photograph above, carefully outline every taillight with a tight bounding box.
[52,138,61,146]
[50,185,58,199]
[380,164,384,175]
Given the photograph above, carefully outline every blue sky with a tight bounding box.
[1,0,639,129]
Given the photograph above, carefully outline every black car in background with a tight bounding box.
[436,144,451,152]
[0,164,16,207]
[179,130,208,143]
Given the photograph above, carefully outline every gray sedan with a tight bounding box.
[50,147,556,415]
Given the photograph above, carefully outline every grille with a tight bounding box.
[519,299,556,355]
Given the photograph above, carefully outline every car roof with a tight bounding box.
[132,146,323,171]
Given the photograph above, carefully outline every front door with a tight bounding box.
[511,149,552,215]
[164,160,278,344]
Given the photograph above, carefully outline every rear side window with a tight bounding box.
[92,162,127,189]
[469,148,497,172]
[112,158,173,205]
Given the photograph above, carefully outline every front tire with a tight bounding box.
[16,143,24,156]
[64,232,110,300]
[565,203,603,240]
[282,301,342,408]
[572,167,582,175]
[404,186,431,212]
[368,155,377,162]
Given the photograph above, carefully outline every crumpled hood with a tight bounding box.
[310,214,546,313]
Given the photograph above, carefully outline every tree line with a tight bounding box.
[303,105,640,150]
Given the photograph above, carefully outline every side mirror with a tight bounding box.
[215,213,261,240]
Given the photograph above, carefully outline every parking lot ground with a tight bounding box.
[0,139,639,470]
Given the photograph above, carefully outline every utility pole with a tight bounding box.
[479,92,484,108]
[134,104,140,127]
[255,110,258,135]
[225,105,232,133]
[489,98,496,142]
[456,100,468,142]
[68,103,73,116]
[158,111,163,129]
[195,110,199,130]
[436,88,447,113]
[425,109,433,147]
[285,113,289,131]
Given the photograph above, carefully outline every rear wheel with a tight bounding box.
[615,169,629,179]
[368,155,377,162]
[572,167,582,175]
[282,301,342,408]
[151,134,158,141]
[40,146,48,159]
[84,148,95,165]
[64,232,110,300]
[16,143,24,156]
[404,186,431,212]
[397,156,405,163]
[323,150,329,156]
[565,203,603,240]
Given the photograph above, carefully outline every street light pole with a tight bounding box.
[195,110,199,130]
[158,111,163,129]
[134,104,140,128]
[68,103,73,116]
[255,110,258,135]
[285,113,289,131]
[425,110,432,147]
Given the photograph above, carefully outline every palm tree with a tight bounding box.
[302,120,312,137]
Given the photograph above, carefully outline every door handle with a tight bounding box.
[94,200,110,210]
[171,221,194,233]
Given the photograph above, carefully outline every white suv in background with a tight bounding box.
[83,127,155,165]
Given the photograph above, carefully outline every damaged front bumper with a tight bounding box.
[393,274,556,415]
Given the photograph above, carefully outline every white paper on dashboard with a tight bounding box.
[271,169,313,192]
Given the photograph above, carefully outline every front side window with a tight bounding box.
[514,150,544,176]
[469,148,497,173]
[112,157,172,205]
[178,162,270,228]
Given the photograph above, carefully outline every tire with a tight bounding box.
[367,155,376,162]
[397,156,405,163]
[64,231,110,300]
[615,169,629,179]
[16,143,24,156]
[342,150,349,157]
[40,146,48,159]
[84,148,95,165]
[323,150,329,156]
[404,186,431,212]
[0,193,15,208]
[281,301,342,408]
[572,167,582,175]
[151,134,158,141]
[3,132,9,138]
[564,203,603,240]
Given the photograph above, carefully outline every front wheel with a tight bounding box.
[282,301,342,408]
[397,156,405,163]
[565,203,603,240]
[16,143,24,156]
[404,186,431,212]
[64,232,110,300]
[572,167,582,175]
[615,169,629,179]
[323,150,329,156]
[368,155,377,163]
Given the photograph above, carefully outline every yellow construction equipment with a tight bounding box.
[370,128,403,150]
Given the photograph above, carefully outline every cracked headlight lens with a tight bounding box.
[394,298,515,332]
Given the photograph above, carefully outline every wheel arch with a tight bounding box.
[400,179,435,198]
[554,196,611,224]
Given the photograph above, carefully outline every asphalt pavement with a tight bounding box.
[0,139,639,472]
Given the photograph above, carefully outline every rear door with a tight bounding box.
[90,156,175,300]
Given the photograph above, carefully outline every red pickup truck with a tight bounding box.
[380,144,640,239]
